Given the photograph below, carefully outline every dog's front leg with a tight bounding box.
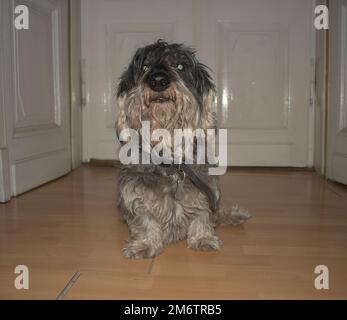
[187,212,222,251]
[123,214,164,259]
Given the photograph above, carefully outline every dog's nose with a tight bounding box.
[148,71,170,92]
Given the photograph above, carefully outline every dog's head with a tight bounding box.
[116,40,216,135]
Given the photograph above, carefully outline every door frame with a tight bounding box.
[69,0,83,168]
[0,0,14,202]
[309,0,320,168]
[313,0,329,176]
[81,0,90,162]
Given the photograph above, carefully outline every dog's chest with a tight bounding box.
[119,166,210,240]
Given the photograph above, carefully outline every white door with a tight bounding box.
[2,0,71,196]
[82,0,314,167]
[195,0,314,166]
[81,0,194,161]
[327,0,347,185]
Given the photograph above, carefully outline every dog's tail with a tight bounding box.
[213,205,251,226]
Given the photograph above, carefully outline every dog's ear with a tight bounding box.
[115,94,127,139]
[115,47,144,137]
[115,67,132,137]
[201,89,216,129]
[117,46,145,97]
[196,63,216,129]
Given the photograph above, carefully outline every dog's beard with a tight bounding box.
[117,76,212,162]
[148,102,176,130]
[116,79,202,159]
[119,79,200,135]
[143,84,179,131]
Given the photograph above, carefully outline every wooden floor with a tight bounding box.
[0,166,347,299]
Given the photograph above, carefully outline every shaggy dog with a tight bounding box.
[116,40,250,259]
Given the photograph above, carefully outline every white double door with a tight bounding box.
[82,0,314,167]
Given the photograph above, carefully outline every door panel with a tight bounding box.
[218,22,289,130]
[327,0,347,185]
[4,0,71,196]
[15,2,57,129]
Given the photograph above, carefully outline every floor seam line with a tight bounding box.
[326,184,343,197]
[56,271,81,300]
[147,258,155,275]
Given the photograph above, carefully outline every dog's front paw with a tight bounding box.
[216,205,251,226]
[188,235,222,252]
[122,240,158,259]
[229,205,251,225]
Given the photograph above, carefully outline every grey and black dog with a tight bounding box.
[116,40,250,259]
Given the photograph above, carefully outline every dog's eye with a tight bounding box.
[143,65,149,72]
[176,64,184,71]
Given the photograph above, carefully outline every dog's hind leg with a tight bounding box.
[123,214,164,259]
[187,212,222,251]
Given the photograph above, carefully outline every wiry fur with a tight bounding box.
[116,40,250,259]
